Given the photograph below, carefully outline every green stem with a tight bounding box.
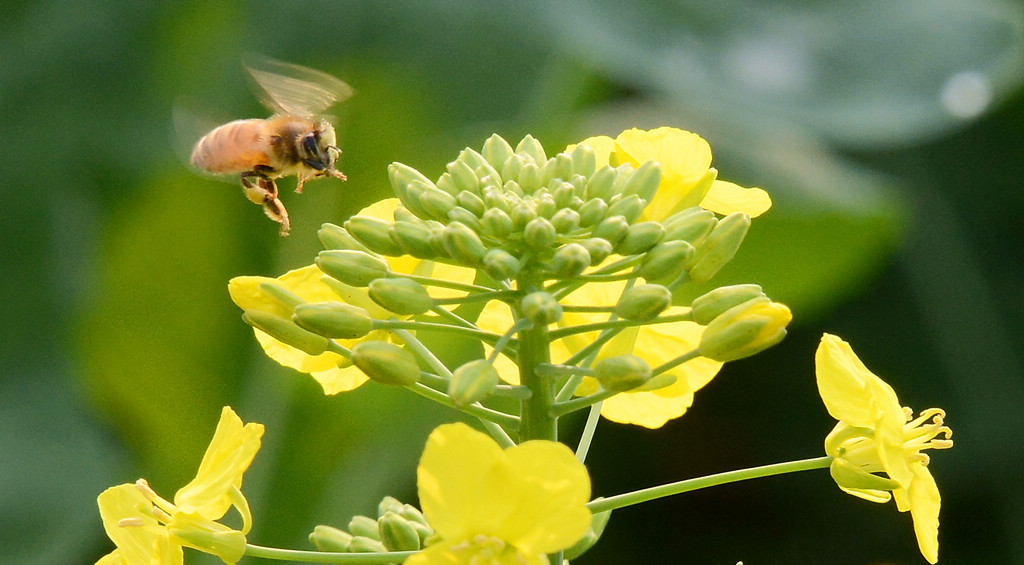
[434,289,519,305]
[586,456,834,515]
[550,390,616,418]
[392,329,451,378]
[548,312,693,340]
[245,544,415,563]
[651,349,700,377]
[516,271,557,442]
[376,320,503,345]
[404,382,520,432]
[399,272,494,294]
[575,401,603,463]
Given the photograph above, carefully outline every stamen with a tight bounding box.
[117,517,146,528]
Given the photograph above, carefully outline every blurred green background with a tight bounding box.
[2,1,1022,563]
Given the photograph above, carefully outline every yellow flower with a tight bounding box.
[569,127,771,221]
[478,280,723,429]
[229,199,476,394]
[815,334,953,564]
[96,407,263,564]
[409,423,591,565]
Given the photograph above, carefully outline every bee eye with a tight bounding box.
[301,134,320,158]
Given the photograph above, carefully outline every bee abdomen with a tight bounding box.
[191,118,272,174]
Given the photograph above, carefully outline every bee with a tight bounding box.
[189,56,352,235]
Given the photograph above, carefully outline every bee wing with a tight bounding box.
[243,53,353,117]
[171,100,237,182]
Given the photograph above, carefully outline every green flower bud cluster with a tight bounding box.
[309,496,436,553]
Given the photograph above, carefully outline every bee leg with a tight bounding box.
[241,171,290,236]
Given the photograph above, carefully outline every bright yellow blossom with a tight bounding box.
[815,333,953,564]
[96,407,263,565]
[409,423,591,565]
[478,280,723,429]
[229,199,475,394]
[570,127,771,220]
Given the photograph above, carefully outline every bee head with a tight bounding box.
[300,121,340,173]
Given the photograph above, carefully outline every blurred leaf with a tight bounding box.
[543,0,1024,146]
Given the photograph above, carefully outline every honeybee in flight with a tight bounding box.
[189,56,352,235]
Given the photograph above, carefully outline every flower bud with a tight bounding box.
[510,202,537,229]
[570,144,597,178]
[551,208,581,233]
[436,172,458,198]
[447,207,482,231]
[615,284,672,320]
[378,512,422,552]
[615,221,666,256]
[480,207,514,239]
[580,237,613,265]
[501,156,526,185]
[317,250,390,287]
[688,212,750,283]
[293,302,374,339]
[309,525,353,552]
[448,359,500,407]
[518,162,542,192]
[447,159,479,194]
[348,536,388,553]
[623,160,661,203]
[319,223,369,251]
[523,217,556,250]
[399,504,429,527]
[534,195,557,218]
[638,240,695,281]
[591,215,630,246]
[351,341,421,385]
[456,190,486,217]
[345,216,405,257]
[418,187,458,220]
[605,194,646,224]
[396,180,433,220]
[690,284,767,325]
[585,166,616,201]
[368,278,434,315]
[577,197,608,227]
[377,496,405,517]
[515,134,547,165]
[483,187,510,213]
[390,221,437,259]
[550,243,591,278]
[482,134,515,170]
[552,181,576,210]
[698,297,792,362]
[482,248,521,281]
[593,355,652,392]
[521,291,562,325]
[257,282,304,311]
[443,221,488,265]
[242,311,329,355]
[663,207,717,245]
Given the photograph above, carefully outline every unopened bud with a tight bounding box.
[377,496,405,518]
[615,284,672,320]
[418,187,458,220]
[368,278,434,315]
[623,161,661,203]
[591,216,630,246]
[518,162,542,192]
[348,536,388,553]
[258,282,304,311]
[309,525,353,552]
[378,512,422,551]
[551,208,581,234]
[481,208,514,238]
[319,223,370,251]
[690,284,767,325]
[615,221,666,256]
[482,248,521,281]
[521,291,562,325]
[578,197,608,227]
[482,134,515,170]
[447,207,482,231]
[345,216,404,257]
[638,240,695,281]
[523,217,556,250]
[550,243,592,278]
[390,221,436,259]
[580,237,613,265]
[242,311,329,355]
[688,212,750,283]
[447,159,480,194]
[663,207,717,245]
[317,250,390,287]
[449,359,500,407]
[570,144,597,178]
[293,302,374,339]
[605,194,646,224]
[510,202,538,229]
[593,355,652,392]
[351,342,421,386]
[585,166,617,201]
[698,297,792,362]
[443,221,488,265]
[457,190,486,217]
[515,135,547,165]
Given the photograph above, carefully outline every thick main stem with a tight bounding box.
[516,271,557,442]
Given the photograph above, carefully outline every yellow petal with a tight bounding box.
[615,127,714,221]
[497,440,592,554]
[904,465,941,564]
[97,484,182,565]
[701,180,772,218]
[567,136,616,168]
[815,334,884,428]
[174,407,263,520]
